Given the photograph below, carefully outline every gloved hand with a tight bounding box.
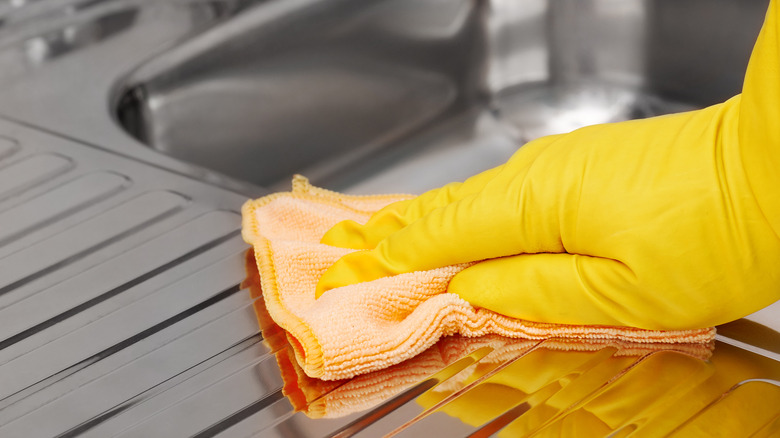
[315,0,780,330]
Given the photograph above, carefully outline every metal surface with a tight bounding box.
[115,0,769,193]
[0,0,776,437]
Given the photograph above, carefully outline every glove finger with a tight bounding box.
[449,253,697,330]
[320,133,564,249]
[320,165,504,249]
[315,152,570,297]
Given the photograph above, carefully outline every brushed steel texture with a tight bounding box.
[0,1,776,437]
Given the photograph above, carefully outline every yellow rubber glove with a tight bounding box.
[316,0,780,330]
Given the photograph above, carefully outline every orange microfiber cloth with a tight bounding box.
[241,176,715,381]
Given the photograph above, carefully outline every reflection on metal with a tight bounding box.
[115,0,769,194]
[162,254,776,438]
[22,8,138,63]
[0,120,252,436]
[0,0,776,437]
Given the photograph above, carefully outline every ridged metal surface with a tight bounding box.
[192,261,780,438]
[0,118,258,436]
[0,123,774,438]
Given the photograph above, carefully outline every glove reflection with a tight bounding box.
[415,340,780,437]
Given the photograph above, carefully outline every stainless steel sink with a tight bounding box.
[116,0,768,193]
[0,0,778,437]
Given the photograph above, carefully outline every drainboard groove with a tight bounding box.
[0,284,242,405]
[57,332,266,438]
[0,153,74,204]
[0,191,190,299]
[0,229,240,350]
[192,389,287,438]
[0,171,132,248]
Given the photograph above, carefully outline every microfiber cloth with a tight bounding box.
[241,176,716,381]
[241,254,713,419]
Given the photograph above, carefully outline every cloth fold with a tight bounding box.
[241,176,715,380]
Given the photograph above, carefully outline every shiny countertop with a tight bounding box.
[0,1,778,437]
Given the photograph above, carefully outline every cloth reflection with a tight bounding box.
[240,249,780,434]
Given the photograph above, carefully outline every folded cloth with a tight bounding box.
[241,253,713,419]
[241,176,716,380]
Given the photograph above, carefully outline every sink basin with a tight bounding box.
[115,0,768,193]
